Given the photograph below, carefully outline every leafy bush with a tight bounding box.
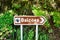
[0,10,14,40]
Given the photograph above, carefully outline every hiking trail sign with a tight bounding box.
[14,16,46,25]
[14,16,46,40]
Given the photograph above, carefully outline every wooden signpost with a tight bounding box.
[14,16,46,40]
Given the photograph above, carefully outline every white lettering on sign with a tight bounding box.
[14,16,46,25]
[20,18,39,23]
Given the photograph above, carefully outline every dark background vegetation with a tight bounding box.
[0,0,60,40]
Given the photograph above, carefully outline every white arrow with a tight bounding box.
[40,16,46,25]
[40,17,44,23]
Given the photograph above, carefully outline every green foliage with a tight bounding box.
[32,6,46,16]
[12,3,21,9]
[27,29,34,40]
[17,28,21,40]
[0,10,14,40]
[23,27,28,40]
[50,11,60,27]
[39,30,49,40]
[48,29,53,33]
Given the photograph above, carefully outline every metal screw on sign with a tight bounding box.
[16,19,19,22]
[14,16,46,40]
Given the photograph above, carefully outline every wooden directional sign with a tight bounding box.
[14,16,46,25]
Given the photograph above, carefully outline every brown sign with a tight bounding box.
[14,16,46,25]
